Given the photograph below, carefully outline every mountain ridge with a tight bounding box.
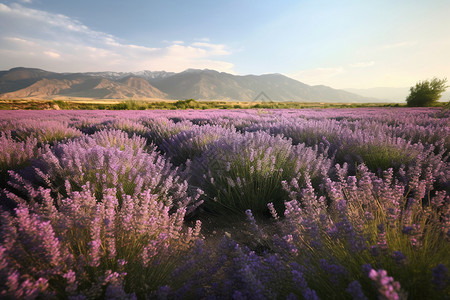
[0,67,379,102]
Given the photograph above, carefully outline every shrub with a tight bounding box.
[141,117,194,148]
[77,129,148,152]
[175,99,200,109]
[100,119,148,139]
[275,163,450,299]
[0,185,202,298]
[9,120,82,145]
[0,132,41,192]
[160,124,238,166]
[191,131,331,215]
[406,78,448,107]
[112,100,148,110]
[0,132,40,173]
[8,130,202,213]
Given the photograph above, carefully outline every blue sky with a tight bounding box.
[0,0,449,89]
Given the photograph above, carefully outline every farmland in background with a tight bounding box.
[0,98,418,110]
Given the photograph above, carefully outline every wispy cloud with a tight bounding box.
[0,4,11,12]
[43,51,61,59]
[0,3,234,72]
[191,42,231,55]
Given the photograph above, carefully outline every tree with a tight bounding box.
[406,77,448,107]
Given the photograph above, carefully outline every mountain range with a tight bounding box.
[0,67,386,102]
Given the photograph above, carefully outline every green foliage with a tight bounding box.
[443,101,450,110]
[112,100,148,110]
[52,100,71,109]
[175,99,200,109]
[352,143,417,174]
[0,99,419,110]
[406,77,448,107]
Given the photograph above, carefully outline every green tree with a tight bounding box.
[406,77,448,107]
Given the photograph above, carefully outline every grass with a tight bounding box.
[0,98,417,110]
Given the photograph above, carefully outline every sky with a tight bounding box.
[0,0,449,89]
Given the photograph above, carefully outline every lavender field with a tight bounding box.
[0,108,449,299]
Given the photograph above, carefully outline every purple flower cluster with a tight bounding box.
[8,129,202,212]
[6,119,82,145]
[0,131,40,172]
[0,185,202,298]
[160,123,238,165]
[368,269,406,300]
[191,130,331,215]
[0,107,448,298]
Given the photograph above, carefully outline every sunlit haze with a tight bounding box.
[0,0,449,89]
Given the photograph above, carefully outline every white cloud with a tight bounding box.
[0,4,12,12]
[43,51,61,58]
[0,3,234,73]
[3,36,36,46]
[191,42,231,55]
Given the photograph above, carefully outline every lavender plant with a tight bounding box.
[101,119,148,138]
[9,120,82,145]
[0,132,40,173]
[141,117,194,149]
[77,129,149,152]
[160,124,238,165]
[0,185,202,298]
[274,163,449,299]
[0,108,448,299]
[191,131,331,215]
[8,129,202,212]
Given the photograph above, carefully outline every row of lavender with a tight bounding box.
[0,108,449,299]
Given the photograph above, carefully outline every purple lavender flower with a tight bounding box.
[362,264,373,277]
[392,251,406,265]
[1,107,449,299]
[319,258,349,286]
[377,223,388,251]
[401,226,414,235]
[286,293,298,300]
[291,270,320,300]
[368,269,405,300]
[346,280,368,300]
[431,264,449,291]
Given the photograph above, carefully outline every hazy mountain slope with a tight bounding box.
[0,78,75,98]
[0,67,376,102]
[151,69,254,100]
[0,68,167,99]
[0,67,59,94]
[153,69,374,102]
